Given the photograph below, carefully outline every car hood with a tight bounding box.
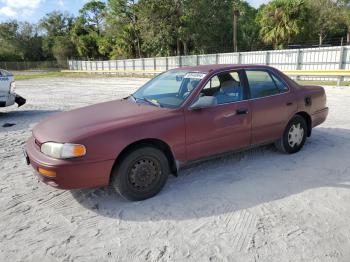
[33,99,167,143]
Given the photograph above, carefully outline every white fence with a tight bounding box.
[68,45,350,81]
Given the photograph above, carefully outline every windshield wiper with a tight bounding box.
[131,95,162,108]
[130,94,137,101]
[144,98,162,107]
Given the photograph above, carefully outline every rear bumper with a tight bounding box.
[25,137,114,189]
[312,107,329,128]
[0,93,15,107]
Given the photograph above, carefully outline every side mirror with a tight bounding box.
[190,96,217,110]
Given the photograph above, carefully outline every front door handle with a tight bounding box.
[236,108,249,115]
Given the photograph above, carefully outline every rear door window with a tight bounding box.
[271,74,288,92]
[246,70,280,99]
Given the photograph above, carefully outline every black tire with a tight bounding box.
[111,147,170,201]
[275,115,308,154]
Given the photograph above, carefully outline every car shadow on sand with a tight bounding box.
[0,109,61,133]
[71,127,350,221]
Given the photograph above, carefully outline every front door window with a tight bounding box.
[199,70,245,105]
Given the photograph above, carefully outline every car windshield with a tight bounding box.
[131,70,207,108]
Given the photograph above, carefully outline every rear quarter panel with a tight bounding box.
[295,85,328,127]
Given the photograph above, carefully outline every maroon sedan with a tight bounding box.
[25,65,328,201]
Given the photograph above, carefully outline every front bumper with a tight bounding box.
[25,137,115,189]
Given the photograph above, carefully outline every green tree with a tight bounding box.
[232,0,262,52]
[305,0,341,46]
[71,17,100,58]
[39,11,75,60]
[257,0,308,49]
[2,0,348,63]
[336,0,350,44]
[174,0,233,54]
[17,22,44,61]
[137,0,249,56]
[52,36,77,66]
[71,0,106,59]
[0,21,21,61]
[39,11,74,36]
[136,0,180,57]
[0,21,44,61]
[79,0,106,36]
[105,0,142,58]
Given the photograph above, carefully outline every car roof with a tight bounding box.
[175,64,275,73]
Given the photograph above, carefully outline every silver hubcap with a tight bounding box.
[288,123,304,147]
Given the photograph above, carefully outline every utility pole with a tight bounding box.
[233,1,240,53]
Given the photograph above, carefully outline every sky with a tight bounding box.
[0,0,269,23]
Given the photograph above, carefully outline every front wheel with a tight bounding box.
[275,115,307,154]
[111,147,169,201]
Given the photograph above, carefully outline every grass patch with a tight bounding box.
[14,71,153,80]
[14,71,95,80]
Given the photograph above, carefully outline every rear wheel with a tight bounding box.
[111,147,169,201]
[275,115,307,154]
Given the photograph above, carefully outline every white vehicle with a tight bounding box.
[0,69,26,108]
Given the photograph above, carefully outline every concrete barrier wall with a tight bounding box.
[68,46,350,82]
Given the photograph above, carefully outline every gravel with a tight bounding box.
[1,77,350,262]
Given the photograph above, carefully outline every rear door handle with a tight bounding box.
[236,108,249,115]
[286,102,293,106]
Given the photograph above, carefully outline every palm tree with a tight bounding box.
[257,0,306,49]
[232,1,240,52]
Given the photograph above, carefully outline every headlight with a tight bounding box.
[10,82,15,93]
[41,142,86,159]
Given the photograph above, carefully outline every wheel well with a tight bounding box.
[112,139,178,178]
[296,112,312,137]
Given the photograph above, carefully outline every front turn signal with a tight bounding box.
[38,168,57,178]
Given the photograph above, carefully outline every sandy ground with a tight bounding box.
[1,77,350,262]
